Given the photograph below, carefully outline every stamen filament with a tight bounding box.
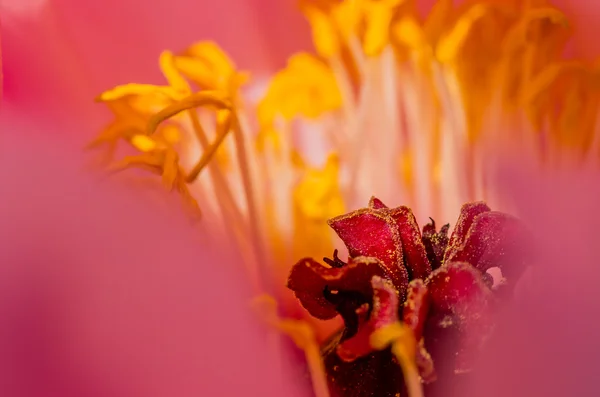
[186,110,245,222]
[391,342,424,397]
[232,114,271,293]
[147,91,232,135]
[107,153,163,175]
[371,323,424,397]
[186,112,233,183]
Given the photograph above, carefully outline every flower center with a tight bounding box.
[89,2,597,395]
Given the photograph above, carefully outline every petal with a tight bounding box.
[336,276,400,362]
[287,257,389,320]
[554,0,600,58]
[328,209,408,295]
[367,199,432,279]
[443,202,491,264]
[426,262,491,311]
[0,132,305,397]
[387,206,432,279]
[425,262,495,373]
[446,211,531,282]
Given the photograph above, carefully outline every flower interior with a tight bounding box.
[89,0,588,395]
[287,198,531,396]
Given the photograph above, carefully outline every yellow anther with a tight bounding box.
[302,4,340,58]
[294,154,344,220]
[292,153,344,263]
[174,41,249,94]
[258,53,341,127]
[423,0,452,43]
[131,134,158,152]
[159,50,192,93]
[363,0,401,56]
[331,0,361,41]
[91,42,249,226]
[435,4,489,63]
[185,41,236,74]
[97,83,181,103]
[173,56,222,89]
[393,16,429,52]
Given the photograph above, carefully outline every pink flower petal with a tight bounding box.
[1,0,311,142]
[0,132,305,397]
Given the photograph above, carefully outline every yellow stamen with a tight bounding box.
[363,0,404,56]
[174,41,249,94]
[302,3,341,58]
[131,134,158,152]
[293,154,344,260]
[90,4,600,395]
[97,83,181,103]
[435,4,489,64]
[159,50,191,93]
[258,53,342,127]
[186,111,232,183]
[147,91,232,135]
[371,323,423,397]
[393,16,429,55]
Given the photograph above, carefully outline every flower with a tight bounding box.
[3,0,600,396]
[287,198,530,396]
[78,0,600,297]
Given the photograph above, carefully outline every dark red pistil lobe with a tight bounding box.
[387,206,432,279]
[425,262,494,373]
[287,256,389,320]
[422,219,449,270]
[444,202,491,264]
[336,276,399,362]
[328,209,408,295]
